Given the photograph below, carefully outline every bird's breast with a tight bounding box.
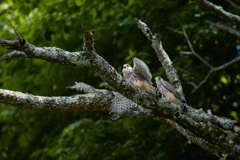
[134,80,153,93]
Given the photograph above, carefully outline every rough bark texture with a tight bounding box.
[0,88,113,112]
[0,19,240,159]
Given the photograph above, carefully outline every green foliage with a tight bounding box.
[0,0,239,159]
[219,154,228,160]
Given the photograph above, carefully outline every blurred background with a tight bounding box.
[0,0,239,159]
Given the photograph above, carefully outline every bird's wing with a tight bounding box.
[161,80,186,103]
[132,57,152,83]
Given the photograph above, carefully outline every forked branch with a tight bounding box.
[0,20,240,159]
[181,28,240,93]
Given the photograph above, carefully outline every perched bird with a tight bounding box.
[109,58,157,119]
[122,57,156,95]
[155,76,186,106]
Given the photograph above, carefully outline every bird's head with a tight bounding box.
[155,76,163,82]
[123,64,132,71]
[122,64,132,76]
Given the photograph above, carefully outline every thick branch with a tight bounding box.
[207,110,239,132]
[155,118,220,157]
[1,21,240,158]
[0,88,114,112]
[0,40,90,67]
[134,18,185,100]
[192,0,240,26]
[110,92,240,158]
[0,40,21,49]
[0,27,162,112]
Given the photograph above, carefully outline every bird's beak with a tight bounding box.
[155,77,157,81]
[123,65,126,69]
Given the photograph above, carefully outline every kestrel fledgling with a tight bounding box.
[155,76,186,106]
[122,57,156,95]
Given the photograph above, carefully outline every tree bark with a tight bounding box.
[0,19,240,159]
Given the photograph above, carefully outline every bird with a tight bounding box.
[122,57,156,95]
[109,58,157,120]
[155,76,186,106]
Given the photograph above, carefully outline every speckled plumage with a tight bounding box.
[109,92,133,120]
[122,57,156,95]
[155,76,186,106]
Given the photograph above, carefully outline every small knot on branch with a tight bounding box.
[81,24,95,53]
[66,82,97,93]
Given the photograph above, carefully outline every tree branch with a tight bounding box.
[109,92,240,158]
[192,0,240,26]
[206,20,240,38]
[155,117,221,157]
[0,86,114,112]
[0,24,165,111]
[9,21,25,45]
[181,28,240,93]
[134,18,185,100]
[226,0,240,10]
[1,20,240,159]
[1,50,29,60]
[166,27,183,35]
[182,27,213,69]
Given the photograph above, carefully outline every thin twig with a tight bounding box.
[191,69,213,93]
[181,28,240,93]
[182,27,213,69]
[9,21,24,44]
[166,27,183,35]
[206,20,240,38]
[80,24,85,33]
[214,56,240,71]
[226,0,240,9]
[187,81,197,89]
[180,51,193,55]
